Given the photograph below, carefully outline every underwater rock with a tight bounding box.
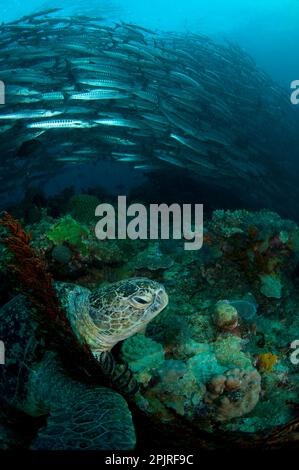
[187,344,226,384]
[148,313,192,359]
[90,239,128,266]
[134,243,174,271]
[259,274,283,299]
[121,334,165,385]
[145,360,205,419]
[211,209,297,240]
[51,244,72,265]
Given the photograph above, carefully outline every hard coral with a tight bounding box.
[214,301,239,332]
[204,368,262,422]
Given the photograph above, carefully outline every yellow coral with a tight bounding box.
[257,353,278,372]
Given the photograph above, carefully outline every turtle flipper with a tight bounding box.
[30,386,136,450]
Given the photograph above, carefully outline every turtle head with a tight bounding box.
[87,278,168,351]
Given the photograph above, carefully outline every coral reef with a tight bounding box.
[2,205,298,443]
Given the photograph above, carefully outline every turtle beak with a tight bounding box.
[155,288,169,311]
[140,288,168,325]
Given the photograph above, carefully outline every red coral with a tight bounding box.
[1,212,62,321]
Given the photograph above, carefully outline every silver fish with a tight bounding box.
[93,118,142,129]
[0,110,63,120]
[75,78,134,90]
[69,90,130,100]
[27,119,93,129]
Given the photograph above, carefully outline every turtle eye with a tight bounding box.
[131,295,152,307]
[134,297,149,304]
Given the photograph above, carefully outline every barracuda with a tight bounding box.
[40,92,65,101]
[75,78,134,90]
[161,107,200,137]
[72,66,130,78]
[93,118,142,128]
[100,136,137,146]
[0,110,63,120]
[155,152,186,168]
[170,71,204,89]
[0,8,297,210]
[113,156,146,163]
[57,43,100,56]
[170,133,210,151]
[5,85,40,96]
[55,156,92,163]
[69,90,130,100]
[27,119,93,129]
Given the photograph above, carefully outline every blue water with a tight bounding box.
[1,0,298,215]
[1,0,299,85]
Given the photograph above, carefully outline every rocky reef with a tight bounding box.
[1,197,299,447]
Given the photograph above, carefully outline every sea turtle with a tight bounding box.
[0,277,168,450]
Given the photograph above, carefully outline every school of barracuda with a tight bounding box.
[0,8,299,204]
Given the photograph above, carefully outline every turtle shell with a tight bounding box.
[0,295,46,412]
